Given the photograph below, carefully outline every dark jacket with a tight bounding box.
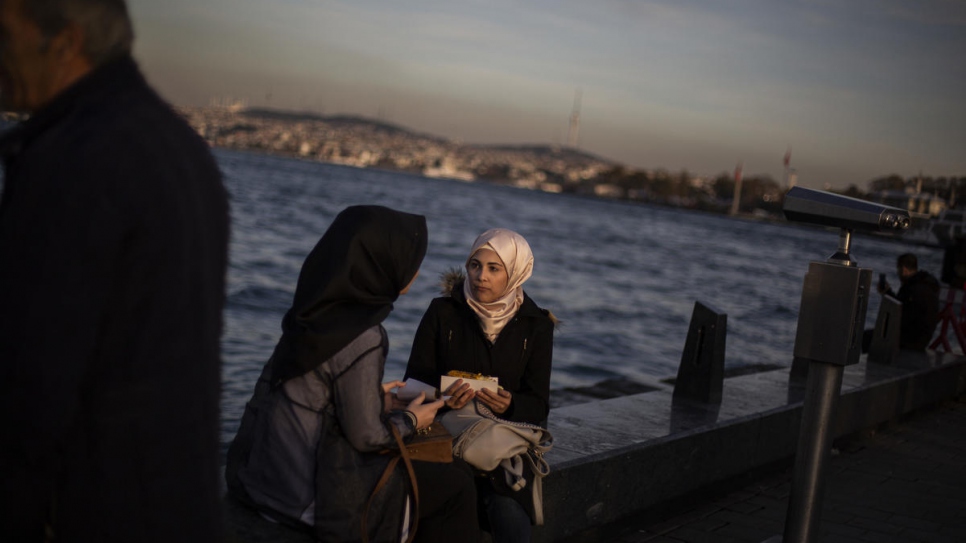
[227,326,413,542]
[0,56,229,542]
[405,274,555,425]
[893,270,941,350]
[404,273,554,525]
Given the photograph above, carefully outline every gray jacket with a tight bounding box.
[227,326,414,541]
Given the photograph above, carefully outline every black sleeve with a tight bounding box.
[404,299,444,388]
[505,317,554,424]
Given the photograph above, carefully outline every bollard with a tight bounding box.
[673,300,727,403]
[867,295,902,365]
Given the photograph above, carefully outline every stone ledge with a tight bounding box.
[534,351,966,542]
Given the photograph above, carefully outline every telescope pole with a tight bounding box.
[828,228,854,265]
[782,227,854,543]
[782,361,844,542]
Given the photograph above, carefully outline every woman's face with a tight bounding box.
[466,248,508,303]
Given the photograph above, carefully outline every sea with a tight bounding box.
[217,148,945,450]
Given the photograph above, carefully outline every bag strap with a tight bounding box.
[362,425,420,543]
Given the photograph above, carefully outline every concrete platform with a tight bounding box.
[224,351,966,542]
[578,393,966,542]
[536,351,966,542]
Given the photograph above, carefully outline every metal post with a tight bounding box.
[828,228,855,266]
[782,360,844,543]
[781,228,862,543]
[771,188,910,543]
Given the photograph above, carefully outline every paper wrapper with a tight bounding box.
[396,378,439,401]
[440,374,499,394]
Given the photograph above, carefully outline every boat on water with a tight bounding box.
[895,209,966,248]
[867,189,951,247]
[927,209,966,246]
[895,211,942,246]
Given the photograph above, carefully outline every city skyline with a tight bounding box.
[127,0,966,190]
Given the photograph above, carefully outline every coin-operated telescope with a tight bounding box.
[783,186,910,266]
[784,187,910,364]
[776,187,909,543]
[783,186,911,231]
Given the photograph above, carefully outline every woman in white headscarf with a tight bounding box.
[405,228,556,543]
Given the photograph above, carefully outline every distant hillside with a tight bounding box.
[469,143,616,165]
[240,108,444,142]
[239,109,616,163]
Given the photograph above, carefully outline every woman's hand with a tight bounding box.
[477,388,512,415]
[406,392,446,430]
[381,380,407,413]
[442,379,475,410]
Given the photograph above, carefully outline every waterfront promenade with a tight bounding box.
[566,392,966,542]
[224,350,966,542]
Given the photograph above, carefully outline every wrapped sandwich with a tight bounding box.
[440,370,499,394]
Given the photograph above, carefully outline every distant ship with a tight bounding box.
[423,157,475,182]
[898,209,966,247]
[927,209,966,246]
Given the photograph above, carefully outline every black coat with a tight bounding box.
[0,57,229,541]
[405,276,554,524]
[405,278,554,425]
[895,270,941,350]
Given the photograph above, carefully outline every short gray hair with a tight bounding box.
[25,0,134,66]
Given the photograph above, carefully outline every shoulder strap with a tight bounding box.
[362,425,420,543]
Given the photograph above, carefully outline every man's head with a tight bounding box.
[0,0,133,112]
[897,253,919,281]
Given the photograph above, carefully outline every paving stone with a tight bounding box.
[722,501,763,515]
[905,527,963,543]
[662,526,742,543]
[834,504,895,522]
[819,534,864,543]
[714,523,777,542]
[856,532,908,543]
[938,524,966,538]
[847,516,904,535]
[601,394,966,543]
[819,520,868,539]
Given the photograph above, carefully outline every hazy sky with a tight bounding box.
[127,0,966,189]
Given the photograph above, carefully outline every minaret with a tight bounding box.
[567,89,582,148]
[783,146,792,189]
[730,161,743,216]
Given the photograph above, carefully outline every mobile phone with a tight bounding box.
[878,273,886,291]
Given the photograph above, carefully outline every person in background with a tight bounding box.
[405,228,555,543]
[0,0,230,541]
[878,253,941,351]
[226,206,481,543]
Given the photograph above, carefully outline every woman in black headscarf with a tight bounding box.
[226,206,479,543]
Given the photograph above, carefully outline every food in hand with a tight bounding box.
[441,371,499,393]
[446,370,498,382]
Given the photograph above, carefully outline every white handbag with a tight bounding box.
[440,402,553,524]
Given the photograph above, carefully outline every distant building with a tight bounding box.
[594,184,623,198]
[870,189,947,217]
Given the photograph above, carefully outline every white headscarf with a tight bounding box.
[462,228,534,342]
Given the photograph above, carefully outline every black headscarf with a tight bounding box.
[269,205,428,383]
